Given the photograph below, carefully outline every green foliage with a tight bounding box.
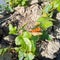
[37,17,53,30]
[15,32,36,60]
[18,51,34,60]
[43,4,52,14]
[5,5,14,12]
[0,4,5,12]
[0,0,28,13]
[31,36,39,53]
[22,31,32,39]
[24,53,34,60]
[18,51,24,60]
[37,17,53,40]
[39,0,60,40]
[0,48,8,55]
[9,0,28,8]
[40,31,51,40]
[52,0,60,12]
[42,0,60,18]
[0,0,13,13]
[9,24,17,35]
[15,33,32,52]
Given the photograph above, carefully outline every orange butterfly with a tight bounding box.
[30,27,42,36]
[30,27,42,32]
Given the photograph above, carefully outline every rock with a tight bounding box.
[12,4,42,31]
[14,6,26,17]
[29,0,39,5]
[18,4,42,31]
[55,24,60,39]
[0,15,4,19]
[51,23,60,39]
[29,0,49,4]
[56,13,60,22]
[0,35,16,48]
[3,35,16,45]
[39,40,60,59]
[3,36,10,41]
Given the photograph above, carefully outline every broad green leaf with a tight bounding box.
[31,36,39,42]
[15,36,27,52]
[18,51,24,60]
[15,35,26,46]
[57,4,60,12]
[37,17,53,30]
[15,35,22,45]
[40,31,51,40]
[31,36,39,53]
[40,20,53,30]
[53,0,60,8]
[22,31,32,38]
[52,0,60,12]
[15,34,31,52]
[9,24,17,35]
[22,0,27,6]
[37,17,54,22]
[24,53,35,60]
[15,34,29,52]
[23,38,32,51]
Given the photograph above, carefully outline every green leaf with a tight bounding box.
[40,31,51,40]
[23,38,32,51]
[43,4,52,13]
[15,34,32,51]
[9,24,17,35]
[22,31,32,39]
[31,36,39,53]
[37,17,54,22]
[5,5,14,12]
[57,4,60,12]
[53,0,60,8]
[22,0,27,6]
[15,35,22,45]
[24,53,35,60]
[10,0,28,7]
[52,0,60,11]
[18,51,24,60]
[37,17,53,30]
[31,40,36,53]
[31,36,39,42]
[0,48,8,55]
